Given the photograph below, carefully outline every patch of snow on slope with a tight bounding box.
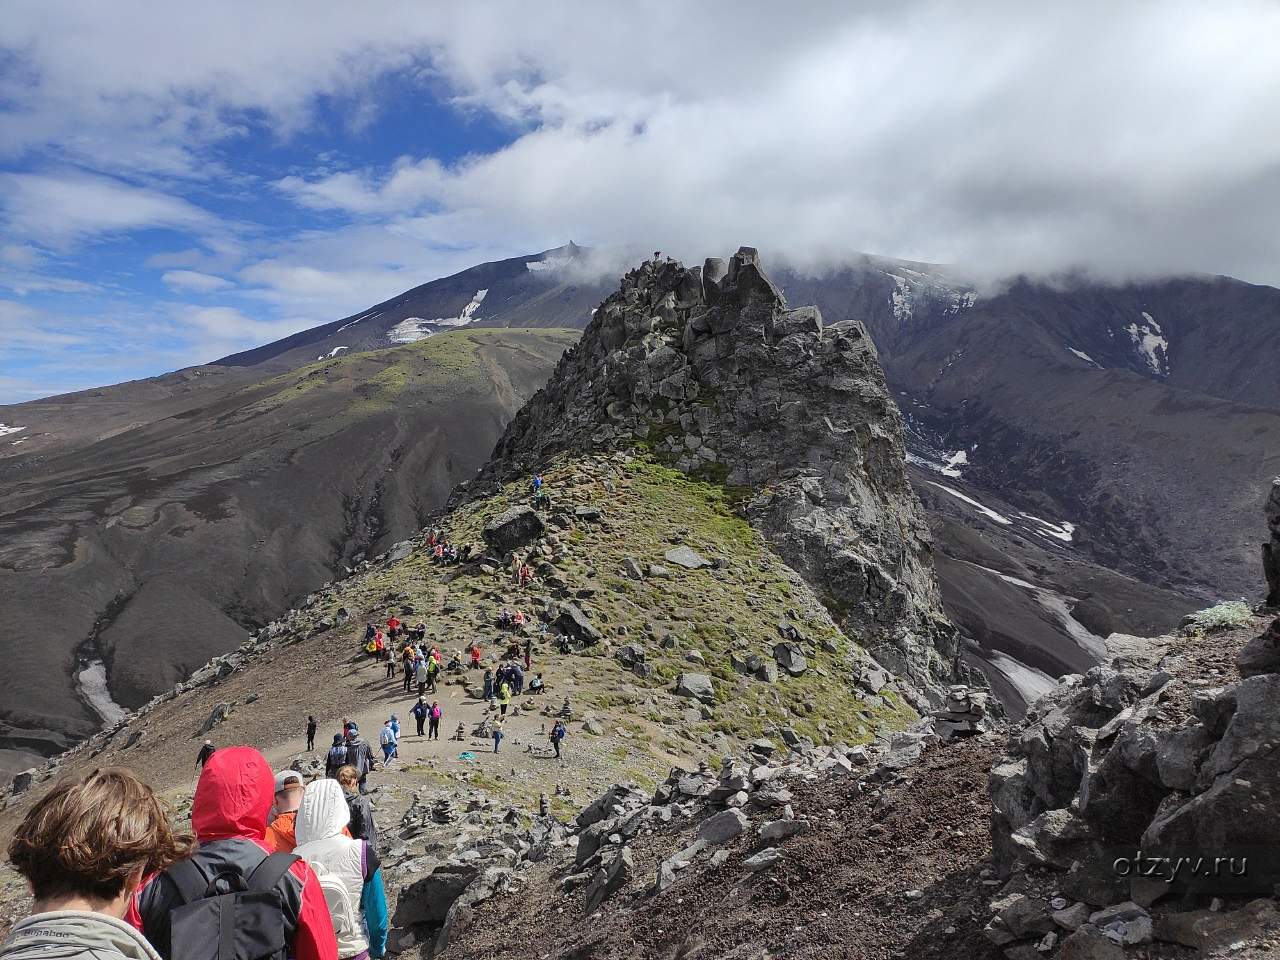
[433,289,488,326]
[941,450,968,478]
[924,480,1013,525]
[1018,512,1075,542]
[1067,347,1101,366]
[986,651,1059,703]
[527,251,572,272]
[318,346,348,360]
[0,423,25,437]
[387,319,437,344]
[887,273,914,322]
[336,310,382,334]
[12,439,26,445]
[1125,311,1170,375]
[945,289,977,315]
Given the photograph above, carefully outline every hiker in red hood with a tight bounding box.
[127,746,337,960]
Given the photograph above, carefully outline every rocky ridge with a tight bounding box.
[479,248,961,706]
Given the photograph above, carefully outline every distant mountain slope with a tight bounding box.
[214,244,612,371]
[0,329,576,780]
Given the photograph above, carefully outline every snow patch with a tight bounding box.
[1067,347,1101,367]
[318,346,348,360]
[924,480,1013,525]
[985,651,1059,703]
[1018,512,1076,542]
[527,252,572,272]
[11,439,26,445]
[0,423,25,437]
[387,319,437,344]
[887,273,914,322]
[336,309,383,334]
[941,450,968,478]
[1125,311,1169,375]
[77,659,127,727]
[432,289,487,327]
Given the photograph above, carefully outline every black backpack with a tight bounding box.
[163,853,299,960]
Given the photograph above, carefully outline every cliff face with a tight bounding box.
[484,248,959,703]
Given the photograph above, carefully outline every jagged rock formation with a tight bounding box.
[1265,478,1280,606]
[483,248,959,703]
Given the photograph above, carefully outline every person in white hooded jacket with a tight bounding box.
[292,779,389,960]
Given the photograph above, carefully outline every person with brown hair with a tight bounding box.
[1,768,192,960]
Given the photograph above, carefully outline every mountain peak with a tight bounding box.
[481,246,962,704]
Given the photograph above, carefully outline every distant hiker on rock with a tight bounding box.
[385,613,400,634]
[518,563,534,587]
[3,767,192,960]
[293,779,388,960]
[550,720,567,759]
[305,715,317,752]
[529,673,545,695]
[498,608,512,629]
[523,637,532,670]
[195,740,215,769]
[377,721,396,766]
[128,746,338,960]
[428,701,442,741]
[265,770,305,853]
[325,735,347,779]
[335,767,378,858]
[482,668,494,701]
[410,697,428,737]
[469,643,482,668]
[513,609,527,629]
[343,726,374,794]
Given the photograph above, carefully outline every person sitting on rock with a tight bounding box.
[528,673,545,695]
[498,608,512,629]
[512,609,527,629]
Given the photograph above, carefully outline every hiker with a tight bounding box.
[401,646,414,693]
[518,563,533,587]
[334,767,378,857]
[363,623,375,644]
[492,725,504,754]
[293,779,388,960]
[363,635,377,658]
[383,649,396,680]
[550,720,567,759]
[531,473,542,496]
[385,613,400,634]
[325,735,347,779]
[482,668,494,701]
[305,716,317,752]
[195,740,215,769]
[523,637,532,670]
[410,697,428,737]
[343,726,374,794]
[127,746,337,960]
[512,609,527,629]
[428,701,442,741]
[414,659,429,698]
[2,768,192,960]
[388,715,400,753]
[377,721,396,766]
[528,673,545,695]
[498,680,511,717]
[425,655,439,694]
[469,643,482,668]
[264,771,305,853]
[498,608,511,629]
[511,663,524,695]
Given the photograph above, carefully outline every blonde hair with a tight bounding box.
[9,768,193,901]
[335,765,359,787]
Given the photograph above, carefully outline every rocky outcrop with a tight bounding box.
[482,248,959,703]
[1265,478,1280,606]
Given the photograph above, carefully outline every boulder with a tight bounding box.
[759,819,807,841]
[554,603,602,645]
[386,540,414,564]
[1088,902,1152,945]
[675,672,715,704]
[697,809,749,844]
[664,546,712,570]
[1265,478,1280,606]
[199,702,232,734]
[1154,899,1280,952]
[771,642,807,676]
[1237,617,1280,677]
[1057,925,1126,960]
[742,847,782,871]
[586,848,633,914]
[11,768,35,795]
[394,863,481,926]
[482,506,545,553]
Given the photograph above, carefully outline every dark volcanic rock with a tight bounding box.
[1238,616,1280,677]
[482,505,545,553]
[482,247,958,703]
[1266,478,1280,606]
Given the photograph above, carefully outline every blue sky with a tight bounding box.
[3,1,1280,403]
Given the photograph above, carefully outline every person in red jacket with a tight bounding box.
[127,746,337,960]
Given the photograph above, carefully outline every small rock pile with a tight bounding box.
[930,684,992,739]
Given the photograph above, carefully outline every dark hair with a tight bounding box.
[9,768,193,902]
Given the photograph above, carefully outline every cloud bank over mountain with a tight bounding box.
[2,1,1280,399]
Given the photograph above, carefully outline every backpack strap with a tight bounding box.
[164,858,211,904]
[246,852,300,894]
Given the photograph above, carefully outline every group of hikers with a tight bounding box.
[3,749,383,960]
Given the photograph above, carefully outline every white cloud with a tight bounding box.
[162,270,233,293]
[0,171,217,248]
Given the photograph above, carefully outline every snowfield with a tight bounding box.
[924,480,1013,525]
[1126,311,1170,375]
[432,288,487,326]
[0,423,25,437]
[387,318,436,344]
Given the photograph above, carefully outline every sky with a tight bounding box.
[3,1,1280,403]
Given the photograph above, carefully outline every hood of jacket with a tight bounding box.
[1,911,162,960]
[191,745,273,843]
[294,778,351,846]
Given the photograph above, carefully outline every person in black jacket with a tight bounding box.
[195,740,215,769]
[343,725,374,794]
[335,766,379,857]
[324,735,346,779]
[305,716,317,752]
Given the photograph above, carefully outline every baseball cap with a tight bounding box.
[274,770,303,793]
